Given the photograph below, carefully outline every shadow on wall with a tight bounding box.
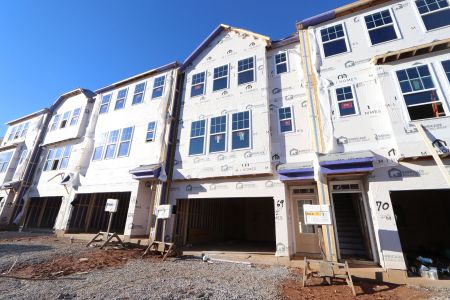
[368,154,428,183]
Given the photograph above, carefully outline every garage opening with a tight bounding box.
[68,192,130,234]
[24,197,62,229]
[391,189,450,278]
[174,197,276,252]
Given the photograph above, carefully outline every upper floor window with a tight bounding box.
[336,86,358,117]
[105,129,120,159]
[237,57,255,85]
[117,127,133,157]
[18,149,28,165]
[43,145,72,171]
[320,24,348,57]
[213,65,229,91]
[50,114,60,131]
[7,122,30,141]
[114,88,128,110]
[442,60,450,83]
[152,76,165,99]
[0,151,13,173]
[209,116,227,153]
[92,133,107,161]
[278,107,294,133]
[70,108,81,126]
[364,9,399,45]
[20,122,29,138]
[189,120,206,155]
[60,111,71,129]
[132,82,146,105]
[232,111,250,150]
[146,121,157,142]
[415,0,450,30]
[275,51,288,74]
[396,65,445,120]
[191,72,206,97]
[92,127,134,161]
[99,94,112,114]
[7,127,17,141]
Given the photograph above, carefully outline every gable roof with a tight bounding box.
[50,88,96,111]
[180,24,271,71]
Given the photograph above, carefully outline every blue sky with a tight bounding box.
[0,0,351,135]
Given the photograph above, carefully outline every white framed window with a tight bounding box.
[231,111,251,150]
[335,86,359,117]
[59,145,72,169]
[132,82,146,105]
[189,120,206,156]
[278,107,294,133]
[7,126,17,141]
[20,122,29,138]
[117,127,133,157]
[146,121,157,142]
[415,0,450,31]
[442,60,450,83]
[99,94,112,114]
[43,145,72,171]
[363,8,400,45]
[0,151,13,173]
[209,115,227,153]
[70,108,81,126]
[92,132,107,161]
[213,64,229,91]
[18,149,28,165]
[114,88,128,110]
[14,124,23,139]
[152,76,165,99]
[50,114,60,131]
[104,129,120,159]
[191,72,206,97]
[395,64,446,120]
[60,111,71,129]
[275,51,289,74]
[320,23,349,57]
[237,57,255,85]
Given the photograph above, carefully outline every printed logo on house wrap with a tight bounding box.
[387,168,426,178]
[337,136,369,144]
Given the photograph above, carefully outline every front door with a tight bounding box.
[291,186,321,254]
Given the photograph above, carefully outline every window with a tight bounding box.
[146,122,157,142]
[152,76,165,99]
[213,65,229,91]
[14,124,23,139]
[132,82,146,105]
[191,72,206,97]
[442,60,450,82]
[114,88,128,110]
[320,24,348,57]
[7,126,17,141]
[209,116,227,153]
[275,51,288,74]
[70,108,81,126]
[43,145,71,171]
[20,122,29,138]
[117,127,133,157]
[105,130,120,159]
[18,149,28,165]
[99,94,112,114]
[415,0,450,30]
[364,9,398,45]
[278,107,294,133]
[297,200,315,234]
[0,151,13,173]
[189,120,206,155]
[60,111,71,128]
[396,65,446,120]
[237,57,255,85]
[335,86,358,117]
[232,111,250,150]
[50,114,60,131]
[92,133,107,161]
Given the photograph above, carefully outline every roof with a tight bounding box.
[6,108,49,126]
[50,88,96,111]
[180,24,271,71]
[271,34,299,49]
[95,61,180,94]
[296,0,392,29]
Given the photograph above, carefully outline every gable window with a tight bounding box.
[105,129,120,159]
[320,24,348,57]
[209,116,227,153]
[50,114,60,131]
[213,65,229,91]
[396,65,445,120]
[132,82,146,105]
[152,76,165,99]
[232,111,250,150]
[146,121,157,142]
[114,88,128,110]
[278,107,294,133]
[70,108,81,126]
[43,145,71,171]
[60,111,71,128]
[191,72,206,97]
[364,9,398,45]
[99,94,112,114]
[442,60,450,82]
[0,151,13,173]
[92,133,107,161]
[189,120,206,155]
[18,149,28,165]
[117,127,133,157]
[336,86,358,117]
[237,57,255,85]
[415,0,450,31]
[275,51,288,74]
